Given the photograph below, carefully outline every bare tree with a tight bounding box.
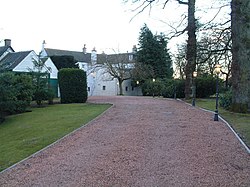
[101,52,135,95]
[197,27,232,76]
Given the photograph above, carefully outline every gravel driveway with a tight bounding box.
[0,96,249,187]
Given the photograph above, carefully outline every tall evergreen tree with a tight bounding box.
[155,33,173,79]
[136,24,173,80]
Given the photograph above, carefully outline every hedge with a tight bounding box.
[141,75,222,99]
[58,68,87,103]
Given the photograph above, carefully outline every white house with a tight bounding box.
[0,39,59,97]
[41,43,142,96]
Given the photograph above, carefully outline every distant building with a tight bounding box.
[41,43,142,96]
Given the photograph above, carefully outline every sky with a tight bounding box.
[0,0,230,54]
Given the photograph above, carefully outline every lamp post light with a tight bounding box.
[136,80,139,96]
[152,78,155,97]
[192,71,197,106]
[214,64,221,121]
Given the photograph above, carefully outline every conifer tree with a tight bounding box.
[136,24,173,80]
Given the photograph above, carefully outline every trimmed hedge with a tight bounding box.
[141,78,185,98]
[142,75,221,99]
[58,68,87,103]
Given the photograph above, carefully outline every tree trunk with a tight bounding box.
[185,0,197,99]
[231,0,250,112]
[118,79,123,95]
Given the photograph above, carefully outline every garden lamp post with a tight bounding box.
[214,64,221,121]
[152,78,155,97]
[192,71,197,106]
[136,80,139,96]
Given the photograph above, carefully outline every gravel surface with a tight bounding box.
[0,96,249,187]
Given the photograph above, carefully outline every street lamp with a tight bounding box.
[152,78,155,97]
[214,64,221,121]
[136,80,139,96]
[192,71,197,106]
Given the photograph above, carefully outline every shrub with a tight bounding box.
[141,79,165,96]
[141,78,185,98]
[15,73,34,112]
[58,68,87,103]
[162,79,185,98]
[219,89,232,110]
[0,72,33,122]
[31,72,54,106]
[33,88,54,106]
[195,75,222,98]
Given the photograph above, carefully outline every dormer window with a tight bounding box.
[129,54,133,61]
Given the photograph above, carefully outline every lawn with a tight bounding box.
[191,98,250,148]
[0,103,111,172]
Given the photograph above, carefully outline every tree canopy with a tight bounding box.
[50,55,78,70]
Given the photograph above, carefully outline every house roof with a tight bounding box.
[0,46,14,57]
[0,51,32,70]
[97,53,135,64]
[44,48,91,63]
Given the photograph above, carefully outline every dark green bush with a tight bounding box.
[0,72,33,122]
[162,79,185,98]
[31,72,54,106]
[15,74,34,112]
[141,79,165,96]
[219,89,232,110]
[50,56,78,70]
[141,78,185,98]
[195,75,222,98]
[33,88,54,106]
[58,68,87,103]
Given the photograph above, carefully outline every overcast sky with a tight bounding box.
[0,0,230,54]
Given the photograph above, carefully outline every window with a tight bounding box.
[88,87,90,91]
[129,54,133,61]
[126,86,128,91]
[103,86,106,90]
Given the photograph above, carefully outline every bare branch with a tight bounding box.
[163,0,170,9]
[176,0,188,5]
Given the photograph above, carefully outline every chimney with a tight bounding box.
[83,44,87,54]
[42,40,46,48]
[91,47,97,65]
[4,39,11,47]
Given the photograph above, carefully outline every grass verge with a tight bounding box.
[189,98,250,148]
[0,103,111,172]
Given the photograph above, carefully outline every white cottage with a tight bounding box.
[0,39,59,96]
